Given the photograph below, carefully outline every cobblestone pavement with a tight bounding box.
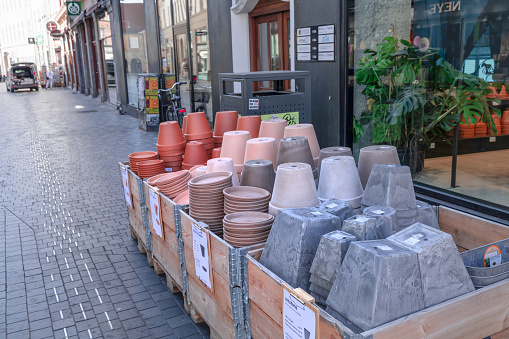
[0,86,210,339]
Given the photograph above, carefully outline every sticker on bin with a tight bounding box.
[249,98,259,110]
[326,203,338,209]
[377,245,393,251]
[484,245,502,267]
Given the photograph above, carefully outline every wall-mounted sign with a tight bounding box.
[28,37,35,44]
[46,21,58,31]
[296,24,335,62]
[67,1,82,16]
[36,34,45,46]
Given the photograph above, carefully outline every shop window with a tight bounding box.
[349,0,509,207]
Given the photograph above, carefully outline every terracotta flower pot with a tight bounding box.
[206,157,240,186]
[182,116,188,135]
[357,145,400,189]
[500,85,509,100]
[237,115,262,138]
[318,156,364,208]
[258,118,287,150]
[214,111,238,137]
[244,137,278,168]
[182,141,208,170]
[318,146,352,173]
[220,131,251,173]
[276,136,318,179]
[240,159,275,193]
[184,112,212,140]
[157,121,186,147]
[269,162,320,216]
[284,124,320,165]
[474,121,487,137]
[486,85,498,99]
[212,148,221,159]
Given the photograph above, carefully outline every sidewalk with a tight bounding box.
[0,86,209,338]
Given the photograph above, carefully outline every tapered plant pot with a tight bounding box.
[269,162,320,215]
[501,110,509,135]
[184,112,212,140]
[220,130,251,173]
[499,85,509,100]
[182,116,188,135]
[237,115,262,138]
[284,124,320,165]
[206,157,240,186]
[211,148,221,158]
[318,146,352,173]
[357,145,400,189]
[214,111,238,138]
[157,121,186,147]
[182,141,208,170]
[259,118,287,150]
[318,156,364,208]
[240,159,276,193]
[244,137,278,168]
[276,136,318,179]
[486,85,498,99]
[474,121,487,137]
[195,166,207,177]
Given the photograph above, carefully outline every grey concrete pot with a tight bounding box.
[276,136,318,179]
[259,207,341,291]
[362,205,398,237]
[240,159,275,193]
[416,200,440,229]
[317,199,354,226]
[341,215,383,241]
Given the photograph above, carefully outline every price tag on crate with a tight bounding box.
[282,284,319,339]
[121,166,132,207]
[192,223,212,290]
[149,186,163,239]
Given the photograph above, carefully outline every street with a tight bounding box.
[0,86,209,339]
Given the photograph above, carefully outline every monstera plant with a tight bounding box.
[353,34,500,173]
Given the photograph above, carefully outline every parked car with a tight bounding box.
[5,63,39,92]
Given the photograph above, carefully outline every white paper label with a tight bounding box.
[404,237,420,246]
[378,245,393,251]
[331,233,346,240]
[121,167,132,207]
[297,45,311,53]
[318,52,334,61]
[356,216,369,222]
[318,43,334,52]
[283,289,316,339]
[149,188,163,238]
[297,27,311,36]
[192,224,211,289]
[372,209,385,215]
[311,211,322,216]
[318,25,334,35]
[297,53,311,61]
[326,203,338,209]
[318,34,334,44]
[297,36,311,44]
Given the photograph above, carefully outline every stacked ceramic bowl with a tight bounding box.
[188,172,233,236]
[129,151,158,175]
[157,121,187,172]
[184,112,215,159]
[137,160,165,179]
[223,186,270,215]
[223,212,274,248]
[152,170,191,200]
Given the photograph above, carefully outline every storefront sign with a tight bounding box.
[296,24,335,62]
[430,1,461,14]
[67,1,82,16]
[192,223,212,289]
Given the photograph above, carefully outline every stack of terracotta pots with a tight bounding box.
[223,186,270,215]
[244,137,278,168]
[284,124,320,166]
[182,141,208,170]
[502,110,509,134]
[152,170,191,200]
[213,111,238,150]
[129,151,158,175]
[220,131,251,175]
[237,115,262,139]
[223,212,274,248]
[488,113,502,136]
[458,114,477,139]
[184,112,214,158]
[474,120,487,137]
[206,158,239,186]
[188,172,233,236]
[258,118,287,150]
[157,121,186,171]
[137,160,165,179]
[269,162,320,216]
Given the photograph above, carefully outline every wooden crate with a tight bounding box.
[245,205,509,339]
[144,182,184,292]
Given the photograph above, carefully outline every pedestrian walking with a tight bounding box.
[46,69,53,89]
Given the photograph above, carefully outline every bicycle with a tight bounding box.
[159,81,187,128]
[193,81,211,117]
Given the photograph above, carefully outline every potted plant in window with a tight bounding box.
[353,33,501,175]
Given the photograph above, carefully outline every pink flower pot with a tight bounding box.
[284,124,320,166]
[237,115,262,138]
[220,131,251,173]
[206,157,240,186]
[259,118,287,149]
[244,137,278,168]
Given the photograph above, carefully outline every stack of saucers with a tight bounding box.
[223,186,270,215]
[223,212,274,248]
[153,170,191,200]
[129,151,158,175]
[188,172,233,236]
[137,160,165,179]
